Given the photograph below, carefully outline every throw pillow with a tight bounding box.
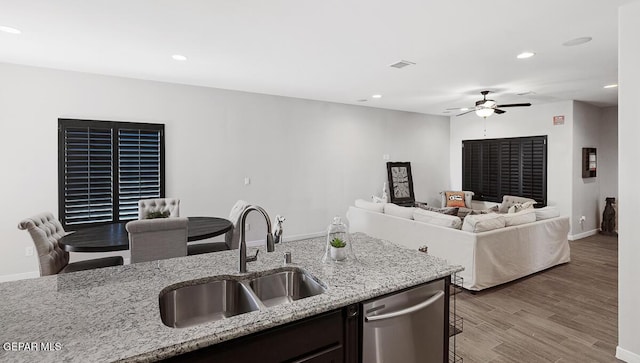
[445,191,466,208]
[415,202,459,216]
[499,195,537,213]
[440,191,474,208]
[507,201,536,213]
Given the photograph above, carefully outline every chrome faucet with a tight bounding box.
[239,205,275,273]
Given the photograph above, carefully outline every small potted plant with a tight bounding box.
[329,237,347,261]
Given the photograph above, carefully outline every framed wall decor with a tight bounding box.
[386,161,415,206]
[582,147,597,178]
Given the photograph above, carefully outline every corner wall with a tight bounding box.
[617,1,640,361]
[0,62,451,279]
[598,107,619,229]
[571,102,602,239]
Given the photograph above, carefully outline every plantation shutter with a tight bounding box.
[118,129,162,221]
[462,136,547,206]
[59,119,164,227]
[61,126,114,225]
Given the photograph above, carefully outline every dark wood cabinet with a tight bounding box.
[162,305,359,363]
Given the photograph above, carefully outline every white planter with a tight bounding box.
[330,246,347,261]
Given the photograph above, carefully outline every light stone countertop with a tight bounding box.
[0,232,462,363]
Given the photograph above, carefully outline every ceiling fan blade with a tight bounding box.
[456,109,477,116]
[496,103,532,108]
[494,109,506,114]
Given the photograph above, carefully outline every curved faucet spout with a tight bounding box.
[239,205,274,273]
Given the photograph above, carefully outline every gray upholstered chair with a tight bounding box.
[186,200,248,255]
[225,199,249,250]
[18,212,123,276]
[126,217,188,263]
[138,198,180,220]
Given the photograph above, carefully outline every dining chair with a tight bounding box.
[225,199,250,250]
[186,200,249,255]
[126,217,188,263]
[138,198,180,220]
[18,212,124,276]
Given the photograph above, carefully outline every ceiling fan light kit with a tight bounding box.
[456,90,532,118]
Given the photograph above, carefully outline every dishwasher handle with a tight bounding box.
[365,290,445,322]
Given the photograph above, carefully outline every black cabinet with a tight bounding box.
[162,305,359,363]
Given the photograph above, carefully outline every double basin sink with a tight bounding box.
[159,267,326,328]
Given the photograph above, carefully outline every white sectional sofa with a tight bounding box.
[346,201,570,291]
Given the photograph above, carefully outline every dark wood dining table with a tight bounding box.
[59,217,233,252]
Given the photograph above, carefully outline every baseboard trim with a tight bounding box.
[0,271,39,282]
[617,346,640,363]
[568,229,599,241]
[246,231,325,248]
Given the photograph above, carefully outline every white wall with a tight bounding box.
[449,101,574,228]
[598,107,619,230]
[572,102,602,237]
[617,1,640,362]
[0,62,451,279]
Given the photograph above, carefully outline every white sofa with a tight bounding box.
[347,204,570,291]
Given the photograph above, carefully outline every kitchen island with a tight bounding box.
[0,232,462,362]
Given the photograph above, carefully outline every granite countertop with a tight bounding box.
[0,232,462,363]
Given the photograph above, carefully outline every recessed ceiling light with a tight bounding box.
[172,54,188,61]
[516,52,535,59]
[372,94,382,99]
[0,25,21,35]
[604,84,618,89]
[563,37,592,47]
[460,108,469,112]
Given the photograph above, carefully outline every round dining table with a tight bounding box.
[59,217,233,252]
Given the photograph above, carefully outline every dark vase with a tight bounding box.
[601,197,617,236]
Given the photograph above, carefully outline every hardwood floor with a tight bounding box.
[454,234,619,363]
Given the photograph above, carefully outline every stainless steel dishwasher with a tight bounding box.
[362,278,446,363]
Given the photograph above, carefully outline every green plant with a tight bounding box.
[330,237,346,248]
[146,211,170,219]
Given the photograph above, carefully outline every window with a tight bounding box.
[462,135,547,206]
[58,119,165,227]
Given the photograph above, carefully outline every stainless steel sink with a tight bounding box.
[159,268,326,328]
[159,279,261,328]
[247,268,326,308]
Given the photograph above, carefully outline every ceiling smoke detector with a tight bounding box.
[389,60,416,69]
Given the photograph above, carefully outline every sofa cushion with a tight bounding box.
[462,213,506,232]
[355,199,385,213]
[499,195,537,213]
[384,203,415,219]
[440,191,474,208]
[503,208,536,226]
[413,209,462,229]
[415,202,459,216]
[535,206,560,221]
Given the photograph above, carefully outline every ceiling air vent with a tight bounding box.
[389,60,416,69]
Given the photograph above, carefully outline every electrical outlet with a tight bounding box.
[244,177,251,185]
[25,246,34,257]
[382,154,390,160]
[579,216,586,222]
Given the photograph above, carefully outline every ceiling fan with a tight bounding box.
[456,91,531,118]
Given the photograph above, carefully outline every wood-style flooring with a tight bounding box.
[454,234,619,363]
